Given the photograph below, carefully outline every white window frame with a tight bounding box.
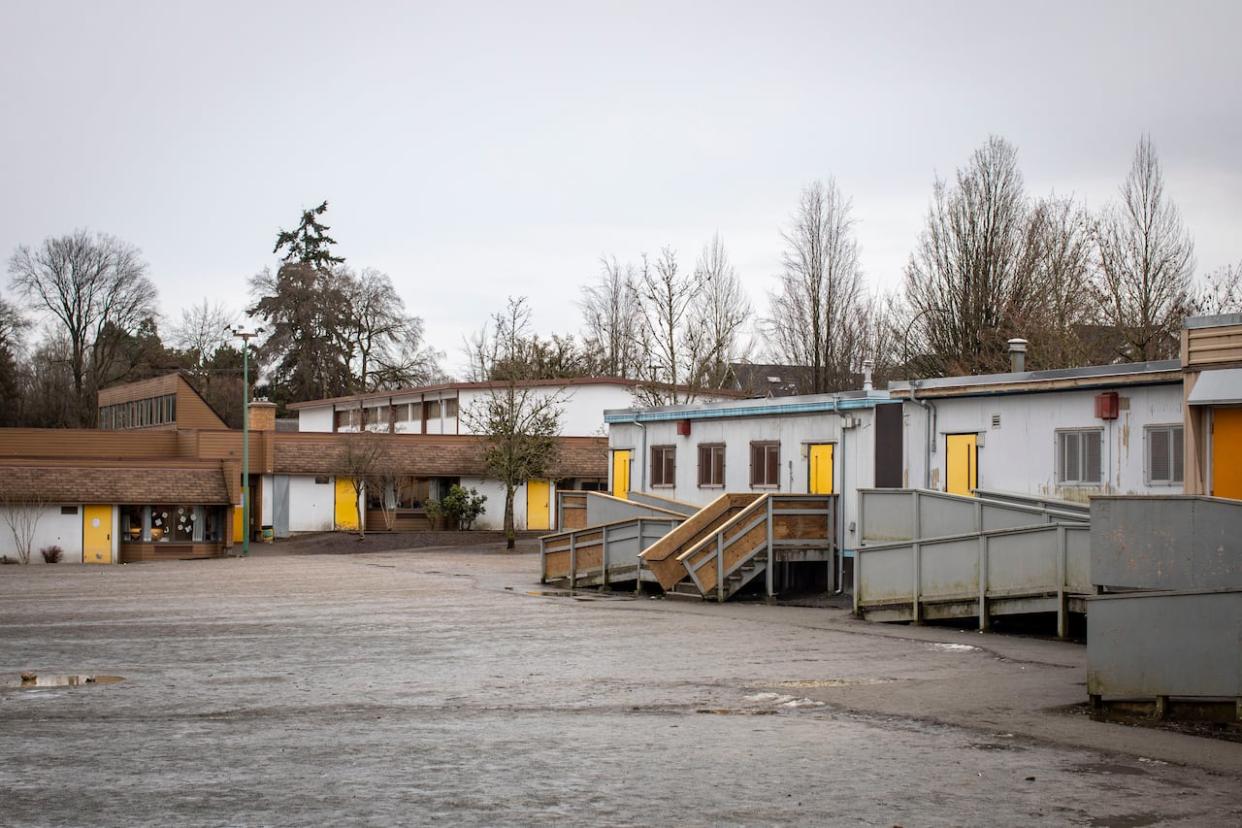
[1145,423,1184,486]
[1056,428,1103,485]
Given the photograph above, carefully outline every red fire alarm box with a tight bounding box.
[676,419,692,436]
[1095,392,1119,420]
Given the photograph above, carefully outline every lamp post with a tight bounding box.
[230,326,263,557]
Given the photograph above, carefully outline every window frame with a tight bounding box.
[1145,423,1184,486]
[697,443,726,488]
[749,441,781,489]
[1056,428,1103,486]
[650,445,677,488]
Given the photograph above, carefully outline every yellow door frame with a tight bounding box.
[526,479,551,531]
[82,504,112,564]
[611,450,631,499]
[1210,407,1242,500]
[945,433,978,496]
[807,443,834,494]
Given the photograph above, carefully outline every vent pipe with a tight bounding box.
[862,358,874,392]
[1007,339,1028,373]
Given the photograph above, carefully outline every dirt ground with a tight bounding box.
[2,547,1241,827]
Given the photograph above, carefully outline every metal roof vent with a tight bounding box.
[1008,339,1028,373]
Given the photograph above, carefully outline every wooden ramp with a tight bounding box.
[641,493,837,602]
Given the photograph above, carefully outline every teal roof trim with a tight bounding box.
[604,396,895,424]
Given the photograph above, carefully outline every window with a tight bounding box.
[698,444,725,487]
[651,446,676,487]
[60,506,78,515]
[1057,429,1102,485]
[1147,425,1184,485]
[394,403,412,423]
[423,400,440,421]
[314,475,330,485]
[750,442,780,488]
[334,409,360,431]
[444,397,459,418]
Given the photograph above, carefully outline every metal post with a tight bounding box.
[978,534,989,631]
[1056,525,1067,639]
[601,525,610,590]
[912,540,921,625]
[568,534,577,591]
[231,326,262,558]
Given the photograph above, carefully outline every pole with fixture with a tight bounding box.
[230,326,263,557]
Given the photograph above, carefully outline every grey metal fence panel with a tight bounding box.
[858,545,915,603]
[1065,526,1092,593]
[919,496,977,539]
[628,492,698,516]
[986,528,1059,594]
[1091,496,1242,590]
[1087,588,1242,699]
[585,492,683,526]
[918,537,980,599]
[860,490,914,542]
[975,488,1090,515]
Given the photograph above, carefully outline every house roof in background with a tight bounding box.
[888,359,1182,399]
[286,378,748,410]
[605,389,894,424]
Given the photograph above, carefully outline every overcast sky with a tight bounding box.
[3,1,1240,374]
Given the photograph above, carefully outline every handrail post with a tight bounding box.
[978,534,989,631]
[601,525,610,590]
[765,495,775,598]
[1056,524,1067,639]
[569,533,577,591]
[912,540,921,625]
[716,533,725,602]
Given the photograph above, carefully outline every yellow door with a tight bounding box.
[1212,408,1242,500]
[808,444,834,494]
[946,434,978,496]
[335,477,359,531]
[526,479,551,531]
[232,505,245,543]
[612,450,631,499]
[82,505,111,564]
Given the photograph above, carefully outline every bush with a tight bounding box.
[429,486,481,531]
[40,545,63,564]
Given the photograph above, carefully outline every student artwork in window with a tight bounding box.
[175,507,196,542]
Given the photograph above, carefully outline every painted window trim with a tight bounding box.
[650,445,676,488]
[1144,423,1185,486]
[697,443,726,488]
[1055,427,1104,485]
[749,441,781,489]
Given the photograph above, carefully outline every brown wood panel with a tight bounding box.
[544,549,571,579]
[196,431,269,473]
[641,493,759,589]
[173,376,229,430]
[0,429,180,459]
[120,542,225,563]
[1186,324,1242,368]
[364,510,432,532]
[97,375,178,407]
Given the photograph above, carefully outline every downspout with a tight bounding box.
[626,417,647,491]
[908,381,935,490]
[833,396,846,593]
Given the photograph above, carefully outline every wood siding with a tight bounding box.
[120,542,226,563]
[1183,322,1242,370]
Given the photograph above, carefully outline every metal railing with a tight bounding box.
[540,516,683,588]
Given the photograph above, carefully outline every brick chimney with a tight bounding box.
[248,400,277,432]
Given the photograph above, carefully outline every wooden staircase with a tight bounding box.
[640,493,837,602]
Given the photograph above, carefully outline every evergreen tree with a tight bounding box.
[273,200,346,269]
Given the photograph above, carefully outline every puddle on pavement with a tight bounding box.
[3,673,124,690]
[929,643,982,653]
[774,678,898,689]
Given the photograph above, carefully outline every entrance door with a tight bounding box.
[808,444,834,494]
[82,505,111,564]
[611,450,631,499]
[1212,408,1242,500]
[526,479,551,531]
[335,477,359,531]
[945,434,978,496]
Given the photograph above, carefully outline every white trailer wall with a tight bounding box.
[901,383,1184,499]
[0,505,95,564]
[287,475,336,532]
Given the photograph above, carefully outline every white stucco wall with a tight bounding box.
[901,382,1185,500]
[298,406,334,433]
[458,477,559,531]
[0,505,104,565]
[260,475,274,525]
[287,475,335,532]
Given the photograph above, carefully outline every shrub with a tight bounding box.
[440,485,487,530]
[40,545,63,564]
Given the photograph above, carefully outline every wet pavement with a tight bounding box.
[2,549,1241,826]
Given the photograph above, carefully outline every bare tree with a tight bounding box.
[8,230,156,425]
[766,179,869,392]
[1194,262,1242,316]
[1095,136,1196,361]
[689,234,752,390]
[340,266,440,391]
[462,297,566,549]
[341,433,388,539]
[2,494,45,564]
[170,300,235,367]
[579,256,644,378]
[634,248,703,405]
[903,137,1041,376]
[1026,195,1102,367]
